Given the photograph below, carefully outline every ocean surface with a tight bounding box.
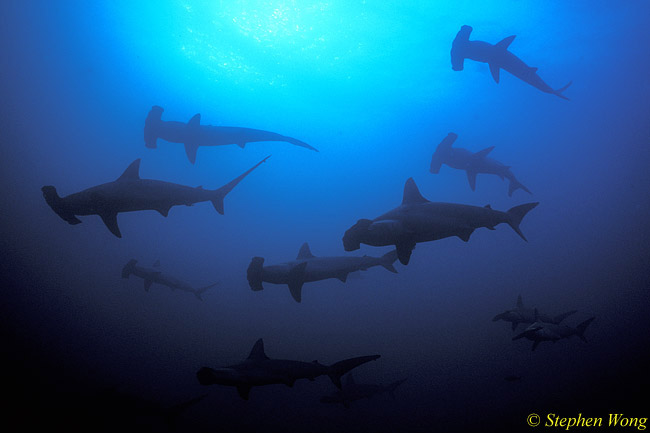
[1,1,649,432]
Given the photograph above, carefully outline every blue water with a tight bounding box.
[1,1,649,432]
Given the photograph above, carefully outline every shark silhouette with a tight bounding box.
[247,242,398,302]
[144,106,317,163]
[343,178,538,265]
[451,25,572,100]
[197,339,380,400]
[42,156,269,238]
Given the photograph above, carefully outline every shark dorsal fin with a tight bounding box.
[473,146,495,158]
[187,113,201,128]
[484,204,492,209]
[517,295,524,309]
[116,159,141,182]
[153,260,160,268]
[346,374,355,386]
[247,339,269,360]
[530,67,538,73]
[297,243,315,260]
[496,35,516,50]
[402,178,429,205]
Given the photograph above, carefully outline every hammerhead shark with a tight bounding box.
[430,132,531,196]
[196,338,381,400]
[247,242,398,302]
[144,106,317,163]
[320,374,406,408]
[493,295,577,331]
[513,310,595,351]
[121,259,218,300]
[342,178,539,265]
[451,25,572,100]
[42,156,269,238]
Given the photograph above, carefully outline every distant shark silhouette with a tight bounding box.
[451,25,572,100]
[493,294,577,331]
[343,178,538,265]
[196,338,380,400]
[512,309,595,351]
[42,156,269,238]
[430,132,531,197]
[320,374,406,408]
[247,242,398,302]
[144,106,317,163]
[121,259,217,300]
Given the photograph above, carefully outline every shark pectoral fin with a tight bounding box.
[466,170,477,191]
[395,241,415,265]
[287,262,308,303]
[156,206,171,217]
[336,272,349,283]
[532,341,540,351]
[184,142,199,164]
[529,67,538,73]
[489,63,500,83]
[236,143,246,149]
[236,385,252,400]
[456,228,474,242]
[495,35,516,50]
[511,322,518,331]
[144,279,153,291]
[99,212,122,238]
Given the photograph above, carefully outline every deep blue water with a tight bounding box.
[1,1,649,432]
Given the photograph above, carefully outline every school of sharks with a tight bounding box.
[36,23,604,422]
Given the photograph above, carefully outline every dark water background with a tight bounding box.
[1,1,649,432]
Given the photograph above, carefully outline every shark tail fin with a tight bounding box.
[144,105,164,149]
[211,156,271,214]
[576,317,595,342]
[327,355,381,389]
[247,257,265,291]
[379,250,399,273]
[121,259,138,279]
[506,202,539,241]
[554,81,572,100]
[284,136,319,152]
[194,282,218,300]
[554,310,578,324]
[508,178,532,197]
[387,379,407,399]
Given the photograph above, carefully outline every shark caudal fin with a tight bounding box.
[327,355,381,389]
[247,257,265,291]
[430,132,458,174]
[506,202,539,241]
[576,317,595,342]
[194,282,219,301]
[554,310,578,324]
[211,156,271,214]
[144,105,164,149]
[121,259,138,279]
[508,177,532,197]
[554,81,572,101]
[379,250,399,273]
[41,186,82,225]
